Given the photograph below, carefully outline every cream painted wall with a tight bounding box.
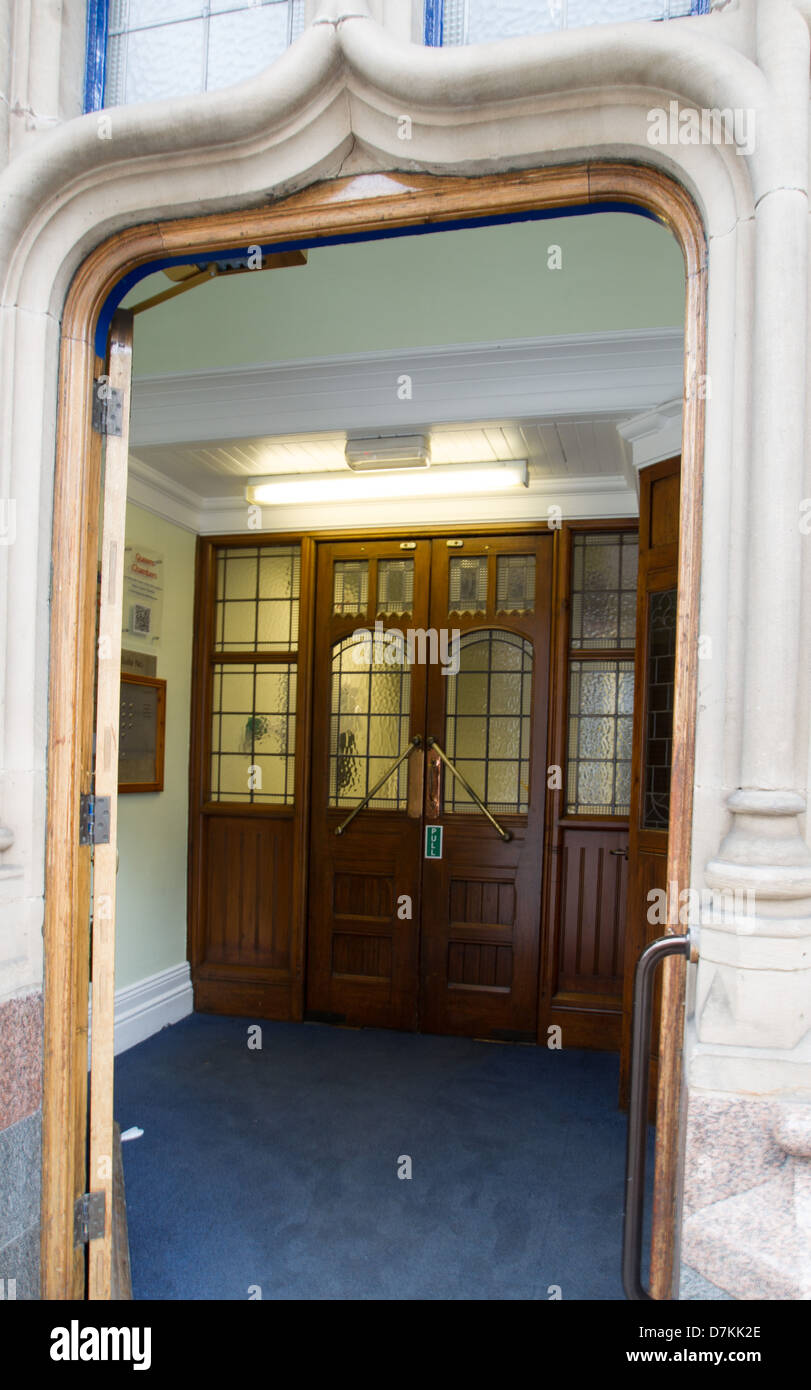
[124,212,685,376]
[115,503,196,991]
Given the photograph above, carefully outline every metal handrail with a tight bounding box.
[426,737,513,842]
[622,929,694,1301]
[334,735,422,836]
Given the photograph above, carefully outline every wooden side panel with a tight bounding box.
[194,814,298,1016]
[556,829,627,995]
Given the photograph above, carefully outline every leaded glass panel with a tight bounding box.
[329,635,411,808]
[215,544,300,651]
[642,587,677,829]
[444,630,533,814]
[570,532,638,650]
[566,660,633,815]
[210,662,296,803]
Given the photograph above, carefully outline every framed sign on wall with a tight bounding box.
[118,673,166,793]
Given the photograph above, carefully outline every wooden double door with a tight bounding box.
[306,533,552,1039]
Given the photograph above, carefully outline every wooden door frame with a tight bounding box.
[43,163,706,1299]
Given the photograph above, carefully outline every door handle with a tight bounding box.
[334,735,422,836]
[426,748,440,818]
[611,847,629,859]
[425,737,512,842]
[622,929,695,1301]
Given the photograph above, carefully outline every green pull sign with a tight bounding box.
[425,825,443,859]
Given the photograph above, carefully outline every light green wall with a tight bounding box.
[124,212,685,375]
[115,504,196,991]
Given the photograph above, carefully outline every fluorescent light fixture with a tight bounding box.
[246,462,528,506]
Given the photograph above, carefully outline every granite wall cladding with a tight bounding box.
[682,1090,811,1300]
[0,992,43,1300]
[0,992,43,1129]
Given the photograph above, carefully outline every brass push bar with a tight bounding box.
[425,737,512,842]
[334,735,422,836]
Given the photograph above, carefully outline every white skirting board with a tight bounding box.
[88,962,193,1059]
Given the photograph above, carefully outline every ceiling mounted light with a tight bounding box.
[345,434,430,470]
[246,462,529,507]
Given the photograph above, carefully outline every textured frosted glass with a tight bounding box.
[215,546,299,650]
[449,556,487,614]
[329,635,411,807]
[490,672,522,715]
[123,21,204,104]
[219,601,256,647]
[123,1,205,26]
[569,0,670,23]
[206,6,290,90]
[333,560,368,616]
[570,532,638,650]
[377,559,414,615]
[259,548,299,601]
[566,658,633,815]
[462,0,689,43]
[496,554,535,612]
[210,661,296,803]
[444,630,532,814]
[466,1,561,43]
[220,553,256,600]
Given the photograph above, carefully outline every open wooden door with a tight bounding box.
[87,311,134,1298]
[619,456,680,1109]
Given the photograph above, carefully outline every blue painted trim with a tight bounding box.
[424,0,443,47]
[94,200,661,356]
[84,0,109,113]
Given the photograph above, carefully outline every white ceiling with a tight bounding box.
[130,416,632,499]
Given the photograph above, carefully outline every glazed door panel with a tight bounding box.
[306,540,431,1030]
[419,536,552,1038]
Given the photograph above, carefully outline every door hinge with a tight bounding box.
[74,1191,106,1245]
[91,380,124,437]
[79,794,111,846]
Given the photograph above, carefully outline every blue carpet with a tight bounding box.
[115,1014,649,1301]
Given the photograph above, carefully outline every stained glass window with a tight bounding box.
[642,587,677,829]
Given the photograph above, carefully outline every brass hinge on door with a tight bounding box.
[74,1191,106,1246]
[91,380,124,437]
[79,794,111,846]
